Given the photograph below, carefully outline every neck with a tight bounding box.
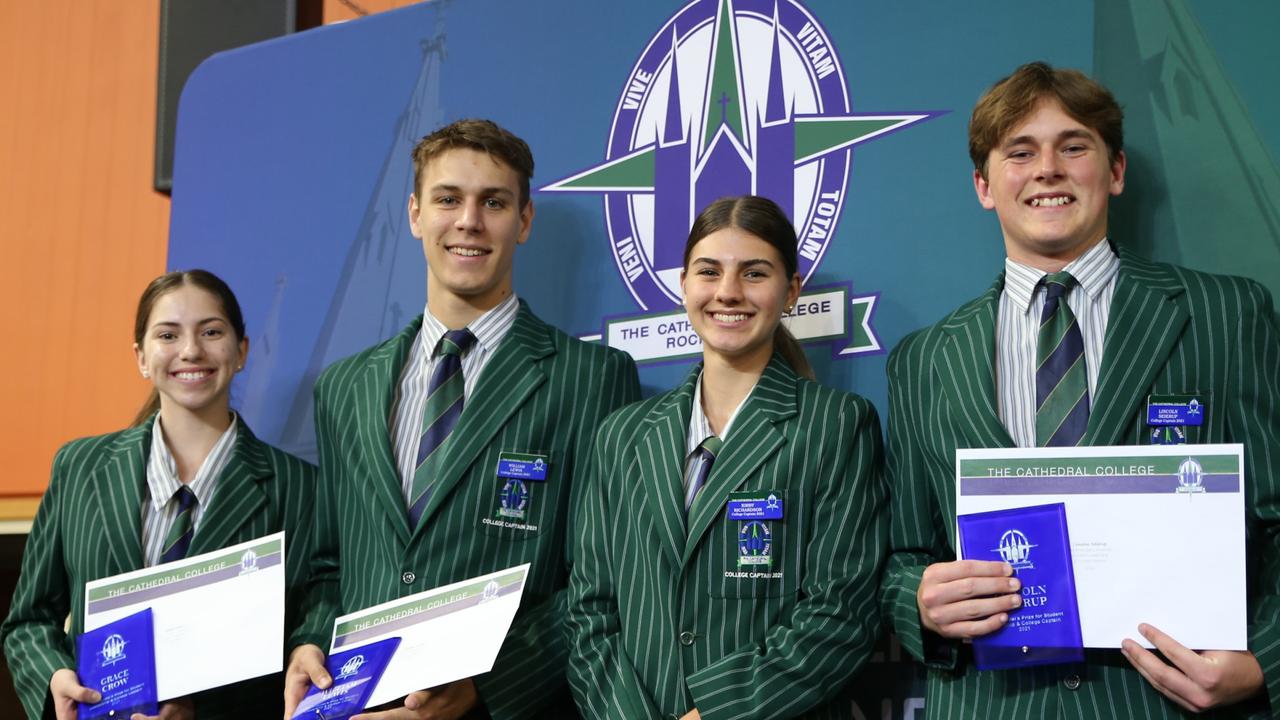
[427,286,512,330]
[157,402,232,484]
[700,349,770,434]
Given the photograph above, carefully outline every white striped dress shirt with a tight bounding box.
[996,239,1119,448]
[140,414,239,566]
[684,372,755,494]
[389,293,520,494]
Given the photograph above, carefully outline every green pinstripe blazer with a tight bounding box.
[567,355,888,720]
[292,302,640,719]
[881,251,1280,719]
[1,418,316,720]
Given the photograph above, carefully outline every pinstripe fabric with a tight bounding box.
[294,301,640,719]
[881,250,1280,719]
[140,413,238,566]
[997,239,1117,447]
[567,356,889,719]
[1,418,316,720]
[390,294,519,493]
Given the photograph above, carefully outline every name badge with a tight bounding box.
[496,452,549,481]
[1147,394,1205,426]
[726,491,784,521]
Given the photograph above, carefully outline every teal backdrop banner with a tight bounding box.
[167,1,1279,716]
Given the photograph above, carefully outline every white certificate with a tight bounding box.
[329,564,530,709]
[83,532,286,700]
[955,445,1246,650]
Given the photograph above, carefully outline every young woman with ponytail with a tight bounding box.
[567,196,888,719]
[2,270,315,720]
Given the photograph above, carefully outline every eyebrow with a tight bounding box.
[150,318,227,328]
[429,183,516,198]
[1002,128,1095,150]
[691,257,777,269]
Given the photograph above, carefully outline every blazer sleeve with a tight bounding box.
[473,348,641,719]
[280,453,319,655]
[566,413,664,719]
[1232,281,1280,714]
[684,395,889,720]
[2,444,79,720]
[879,337,960,669]
[288,374,345,651]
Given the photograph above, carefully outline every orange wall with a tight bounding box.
[323,0,422,23]
[0,1,171,498]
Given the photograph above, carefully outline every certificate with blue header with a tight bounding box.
[291,637,400,720]
[329,564,530,708]
[83,532,286,700]
[958,504,1084,669]
[77,608,159,719]
[956,445,1246,650]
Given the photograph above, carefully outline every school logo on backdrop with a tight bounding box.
[542,0,933,363]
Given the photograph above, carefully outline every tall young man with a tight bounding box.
[285,119,640,719]
[881,62,1279,718]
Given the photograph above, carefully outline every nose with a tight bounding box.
[1037,149,1064,180]
[455,198,485,233]
[180,333,204,360]
[715,273,743,304]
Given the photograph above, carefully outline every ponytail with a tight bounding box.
[773,325,815,380]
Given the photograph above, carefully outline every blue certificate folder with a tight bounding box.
[957,503,1084,670]
[291,637,401,720]
[76,608,158,719]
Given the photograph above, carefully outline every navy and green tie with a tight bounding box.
[1036,271,1089,446]
[160,486,196,564]
[408,328,477,527]
[684,435,724,512]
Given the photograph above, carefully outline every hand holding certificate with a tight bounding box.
[82,532,287,700]
[292,564,530,717]
[956,445,1247,652]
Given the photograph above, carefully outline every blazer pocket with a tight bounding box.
[706,489,801,599]
[476,449,558,541]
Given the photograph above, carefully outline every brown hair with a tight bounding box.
[410,118,535,209]
[131,270,246,426]
[683,196,814,380]
[969,61,1124,178]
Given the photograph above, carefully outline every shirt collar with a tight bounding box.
[147,413,239,512]
[420,292,520,357]
[1003,238,1119,315]
[687,371,755,457]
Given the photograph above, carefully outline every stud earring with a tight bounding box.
[141,370,150,378]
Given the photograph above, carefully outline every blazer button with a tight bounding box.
[678,631,695,646]
[401,571,416,585]
[1063,674,1081,690]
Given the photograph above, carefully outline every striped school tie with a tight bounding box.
[684,435,724,512]
[160,486,197,563]
[1036,271,1089,446]
[407,328,477,527]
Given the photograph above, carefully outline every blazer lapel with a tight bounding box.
[936,276,1015,449]
[635,367,699,569]
[412,304,550,535]
[1086,252,1188,445]
[189,422,272,555]
[356,319,421,546]
[88,426,148,573]
[683,357,794,567]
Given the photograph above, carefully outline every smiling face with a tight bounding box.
[134,284,247,422]
[408,147,534,322]
[974,98,1126,270]
[680,226,801,370]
